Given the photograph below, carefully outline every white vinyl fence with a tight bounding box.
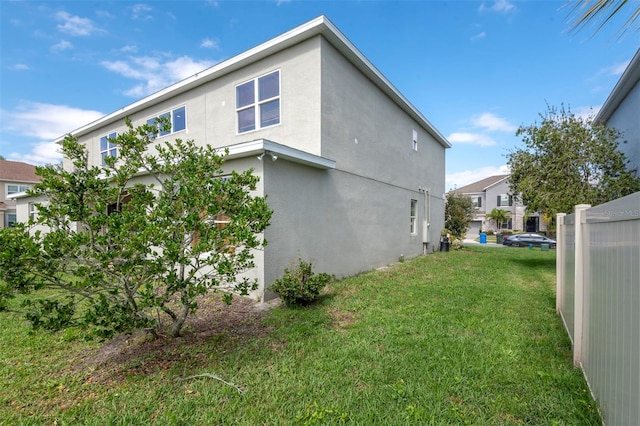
[556,192,640,426]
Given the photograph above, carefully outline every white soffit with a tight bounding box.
[220,139,336,170]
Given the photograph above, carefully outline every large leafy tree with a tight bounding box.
[444,192,475,241]
[507,105,640,217]
[0,118,272,338]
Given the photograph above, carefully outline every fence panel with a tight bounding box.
[557,192,640,426]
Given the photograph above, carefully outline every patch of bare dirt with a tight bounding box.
[73,295,281,384]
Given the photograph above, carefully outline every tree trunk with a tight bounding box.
[169,298,190,337]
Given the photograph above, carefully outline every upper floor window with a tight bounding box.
[410,199,418,234]
[100,131,118,166]
[7,184,30,195]
[147,106,187,137]
[472,196,482,209]
[236,70,280,133]
[412,129,418,151]
[497,194,513,207]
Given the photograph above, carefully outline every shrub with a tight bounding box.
[271,258,333,306]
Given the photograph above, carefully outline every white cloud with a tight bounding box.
[471,31,486,41]
[1,103,104,165]
[574,105,599,120]
[200,38,220,49]
[601,60,630,76]
[51,40,73,52]
[102,55,217,97]
[471,112,517,132]
[446,165,510,191]
[6,141,63,165]
[447,132,497,147]
[3,102,104,140]
[119,44,138,53]
[9,64,30,71]
[479,0,515,13]
[131,4,153,20]
[55,11,101,36]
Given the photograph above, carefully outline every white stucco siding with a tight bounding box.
[606,80,640,175]
[72,37,323,168]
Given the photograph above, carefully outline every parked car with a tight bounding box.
[502,233,556,248]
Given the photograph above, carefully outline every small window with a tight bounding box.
[7,213,17,227]
[412,129,418,151]
[147,106,187,137]
[410,199,418,234]
[472,196,482,209]
[28,202,37,222]
[497,194,513,207]
[100,132,118,166]
[7,184,30,195]
[236,70,280,133]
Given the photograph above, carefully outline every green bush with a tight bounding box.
[271,258,333,306]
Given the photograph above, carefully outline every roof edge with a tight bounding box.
[595,48,640,124]
[55,15,450,149]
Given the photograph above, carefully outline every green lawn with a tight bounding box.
[0,246,600,425]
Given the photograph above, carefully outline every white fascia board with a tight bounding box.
[319,19,451,149]
[219,139,336,170]
[54,15,450,150]
[54,17,328,144]
[595,48,640,124]
[483,176,510,191]
[10,191,33,200]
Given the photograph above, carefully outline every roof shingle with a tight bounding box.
[0,160,41,183]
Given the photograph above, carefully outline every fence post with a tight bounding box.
[573,204,590,367]
[556,213,566,313]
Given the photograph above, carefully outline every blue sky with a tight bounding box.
[1,0,638,189]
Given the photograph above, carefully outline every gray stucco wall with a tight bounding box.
[318,37,445,260]
[605,79,640,175]
[60,33,447,301]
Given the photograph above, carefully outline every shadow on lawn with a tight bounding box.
[513,255,556,270]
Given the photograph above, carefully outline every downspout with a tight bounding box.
[420,186,431,254]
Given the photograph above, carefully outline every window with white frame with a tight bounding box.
[7,184,30,195]
[412,129,418,151]
[497,194,513,207]
[146,106,187,137]
[100,131,118,165]
[236,70,280,133]
[7,213,17,227]
[410,199,418,234]
[472,196,482,209]
[28,202,37,222]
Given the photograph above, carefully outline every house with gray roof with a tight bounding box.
[0,160,40,229]
[16,16,450,300]
[451,174,546,236]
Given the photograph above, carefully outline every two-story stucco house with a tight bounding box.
[17,16,450,300]
[0,160,40,229]
[451,174,546,236]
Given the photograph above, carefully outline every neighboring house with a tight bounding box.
[451,174,544,235]
[0,160,40,229]
[16,16,450,300]
[594,47,639,174]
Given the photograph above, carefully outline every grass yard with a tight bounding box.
[0,246,600,425]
